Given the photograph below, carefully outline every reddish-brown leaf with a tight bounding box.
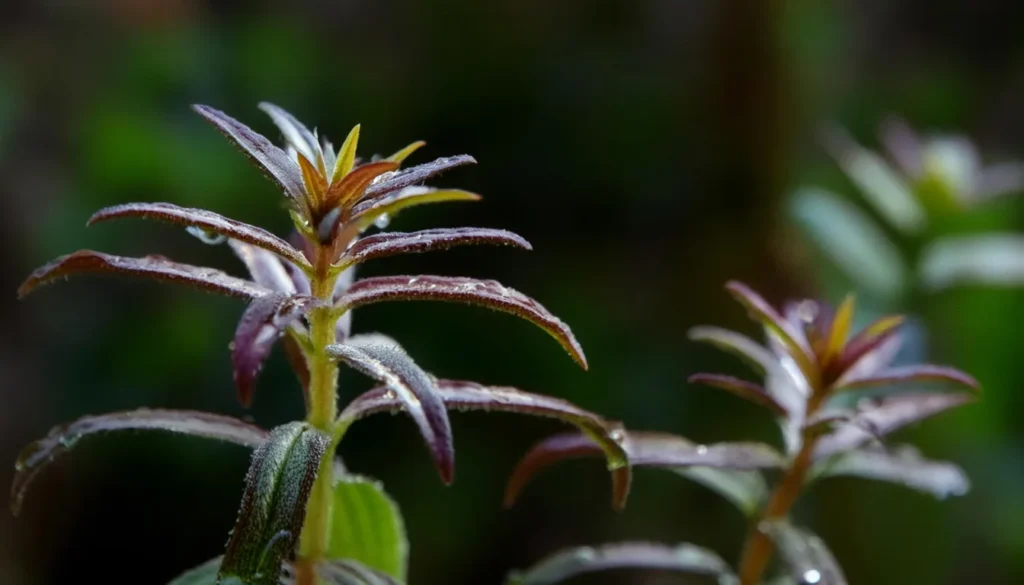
[338,275,587,369]
[725,281,818,383]
[323,161,399,210]
[339,227,532,267]
[834,364,980,394]
[18,250,272,300]
[228,240,303,294]
[687,373,786,416]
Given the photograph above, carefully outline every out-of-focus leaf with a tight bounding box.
[725,281,817,383]
[673,466,767,517]
[919,235,1024,290]
[789,188,907,301]
[299,560,401,585]
[339,275,588,369]
[814,393,975,459]
[192,104,306,203]
[833,364,980,394]
[821,294,855,367]
[878,116,923,178]
[166,557,221,585]
[232,294,320,407]
[810,444,969,499]
[258,102,320,164]
[327,334,454,483]
[763,521,847,585]
[361,155,476,201]
[339,228,532,268]
[229,240,300,295]
[324,161,399,210]
[820,124,925,233]
[921,136,980,203]
[350,187,482,231]
[88,202,310,269]
[327,476,408,579]
[687,326,774,376]
[18,250,272,300]
[339,379,629,508]
[687,373,786,416]
[11,409,267,515]
[972,162,1024,202]
[833,316,904,382]
[219,422,329,585]
[505,542,737,585]
[386,141,425,164]
[332,124,362,185]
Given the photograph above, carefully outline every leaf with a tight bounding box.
[687,325,775,377]
[192,104,306,203]
[11,409,268,515]
[810,444,969,499]
[350,187,482,231]
[332,124,362,184]
[338,275,588,369]
[88,202,311,269]
[385,141,425,164]
[832,315,904,382]
[878,116,923,178]
[833,364,980,394]
[298,152,328,204]
[687,373,786,416]
[506,542,737,585]
[18,250,272,300]
[258,102,320,164]
[327,334,454,483]
[672,466,767,517]
[228,240,301,295]
[311,560,402,585]
[339,379,630,508]
[219,422,330,585]
[361,154,477,201]
[167,557,221,585]
[813,392,976,459]
[821,294,855,367]
[919,234,1024,290]
[232,294,320,407]
[339,227,532,268]
[324,161,399,210]
[725,281,817,384]
[327,476,408,580]
[763,521,847,585]
[972,162,1024,202]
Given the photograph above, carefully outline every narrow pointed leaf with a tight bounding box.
[350,187,482,231]
[340,227,532,267]
[833,316,904,381]
[920,234,1024,290]
[688,326,774,376]
[88,202,310,269]
[327,475,408,580]
[814,392,975,459]
[232,293,320,407]
[506,542,736,585]
[167,557,221,585]
[725,281,817,383]
[673,466,767,517]
[298,152,328,203]
[338,275,588,369]
[834,364,980,394]
[878,116,923,178]
[811,444,969,499]
[332,124,362,184]
[219,422,330,585]
[972,162,1024,202]
[324,161,398,210]
[18,250,272,300]
[362,154,476,200]
[258,102,320,163]
[327,334,454,483]
[822,294,855,366]
[687,373,786,416]
[192,104,305,202]
[228,239,299,294]
[11,409,268,515]
[386,141,425,164]
[763,521,848,585]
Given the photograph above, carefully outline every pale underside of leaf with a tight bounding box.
[833,364,980,394]
[338,275,588,369]
[88,202,310,269]
[763,521,848,585]
[327,475,408,580]
[810,444,969,499]
[919,234,1024,290]
[11,409,268,516]
[688,325,774,377]
[327,334,454,483]
[360,154,477,203]
[339,227,532,268]
[672,466,767,517]
[349,187,482,231]
[506,542,737,585]
[18,250,272,300]
[258,102,321,164]
[725,281,818,384]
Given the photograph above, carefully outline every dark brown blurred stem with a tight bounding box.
[738,392,826,585]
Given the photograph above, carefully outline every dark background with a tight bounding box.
[1,1,1022,584]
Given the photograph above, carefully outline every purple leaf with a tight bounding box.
[687,373,786,416]
[327,334,454,484]
[503,432,632,511]
[282,333,310,400]
[833,330,902,388]
[811,444,969,499]
[834,364,980,393]
[258,102,320,164]
[833,315,905,379]
[361,155,477,202]
[192,104,306,203]
[340,228,532,267]
[687,325,774,376]
[763,521,848,585]
[338,275,588,370]
[88,202,310,269]
[18,250,272,300]
[232,294,320,407]
[228,239,301,294]
[878,116,924,178]
[507,542,734,585]
[725,281,817,383]
[350,187,482,230]
[814,393,976,459]
[11,409,268,515]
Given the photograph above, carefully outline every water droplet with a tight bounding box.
[186,226,227,245]
[408,277,419,285]
[609,429,626,444]
[696,445,708,455]
[802,569,821,584]
[374,213,391,229]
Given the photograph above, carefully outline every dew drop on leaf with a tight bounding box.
[374,213,391,229]
[803,569,822,583]
[186,226,228,245]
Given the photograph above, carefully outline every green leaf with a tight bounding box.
[219,422,330,585]
[327,476,408,581]
[167,557,221,585]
